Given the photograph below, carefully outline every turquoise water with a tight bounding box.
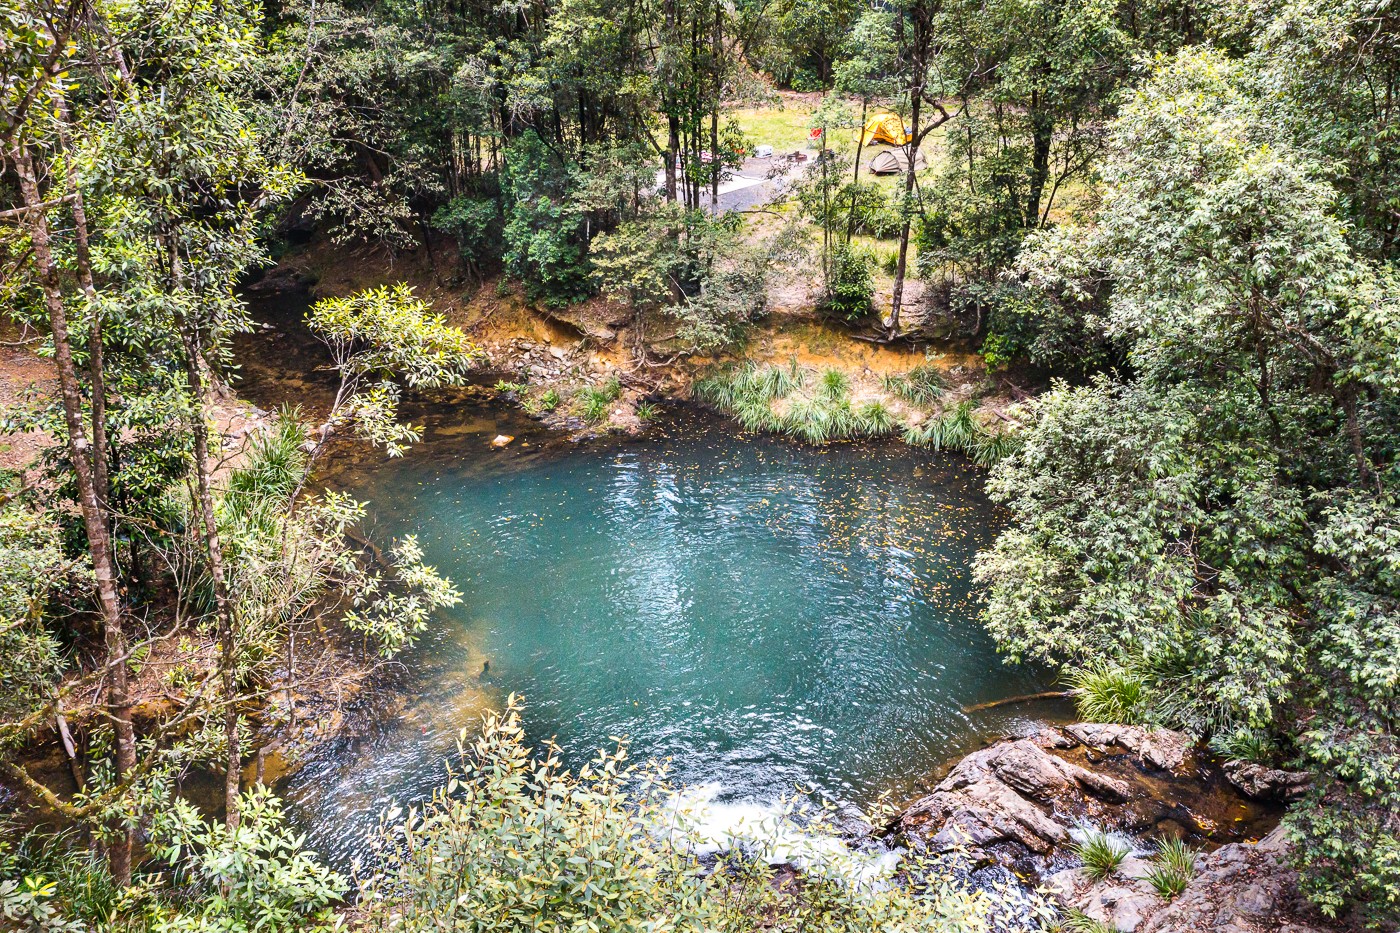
[273,408,1056,865]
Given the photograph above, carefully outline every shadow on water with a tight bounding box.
[235,292,1065,869]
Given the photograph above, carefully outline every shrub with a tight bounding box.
[1145,837,1196,900]
[1072,830,1131,880]
[825,244,874,320]
[357,699,1008,933]
[1067,662,1150,724]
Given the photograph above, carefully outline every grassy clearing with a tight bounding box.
[695,360,1020,462]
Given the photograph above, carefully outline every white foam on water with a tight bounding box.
[653,783,902,890]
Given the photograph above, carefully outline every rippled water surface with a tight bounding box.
[268,403,1057,866]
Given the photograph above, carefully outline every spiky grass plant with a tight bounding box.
[1061,911,1115,933]
[854,400,899,435]
[881,364,945,406]
[1072,830,1132,880]
[819,368,849,400]
[577,387,614,424]
[227,408,309,505]
[753,359,804,400]
[636,401,659,421]
[972,428,1021,466]
[1066,662,1149,724]
[1145,837,1197,900]
[737,398,782,433]
[904,401,979,452]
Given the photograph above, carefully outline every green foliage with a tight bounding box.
[1071,830,1131,881]
[308,284,482,456]
[0,508,71,738]
[1145,837,1196,901]
[818,368,849,400]
[853,400,898,435]
[431,196,503,276]
[981,47,1400,922]
[824,243,874,320]
[1066,663,1149,725]
[1059,911,1115,933]
[523,389,562,415]
[576,378,622,425]
[356,698,1012,933]
[881,364,945,406]
[151,788,344,931]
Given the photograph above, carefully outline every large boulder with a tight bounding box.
[898,732,1134,866]
[1139,827,1332,933]
[1065,723,1193,773]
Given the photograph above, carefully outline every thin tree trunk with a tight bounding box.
[891,89,922,335]
[710,1,721,210]
[11,145,135,886]
[171,250,242,832]
[847,97,868,243]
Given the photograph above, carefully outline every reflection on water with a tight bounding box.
[272,407,1059,868]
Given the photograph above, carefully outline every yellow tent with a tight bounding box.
[861,113,911,147]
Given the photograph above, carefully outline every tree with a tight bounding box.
[978,48,1400,924]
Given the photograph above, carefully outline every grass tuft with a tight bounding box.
[576,379,622,425]
[1072,829,1132,880]
[819,368,849,400]
[1060,911,1115,933]
[1067,662,1150,724]
[1146,837,1196,900]
[854,400,899,435]
[881,364,945,406]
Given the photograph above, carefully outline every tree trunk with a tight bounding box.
[890,90,922,335]
[710,1,721,210]
[847,97,868,243]
[11,146,135,886]
[1024,85,1053,228]
[172,259,242,832]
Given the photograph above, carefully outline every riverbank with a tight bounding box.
[249,235,1028,452]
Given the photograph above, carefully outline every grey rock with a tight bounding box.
[1223,760,1310,802]
[1065,723,1193,773]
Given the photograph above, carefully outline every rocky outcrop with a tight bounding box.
[1046,826,1332,933]
[898,724,1225,875]
[1065,723,1192,773]
[894,725,1333,932]
[898,734,1131,861]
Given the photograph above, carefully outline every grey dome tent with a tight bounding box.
[868,148,927,175]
